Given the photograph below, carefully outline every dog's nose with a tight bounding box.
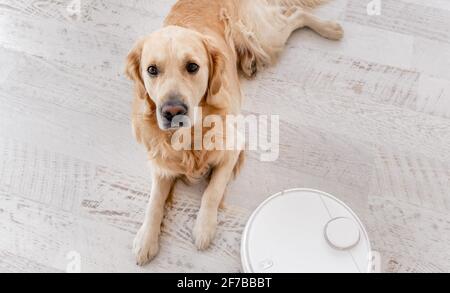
[161,100,188,122]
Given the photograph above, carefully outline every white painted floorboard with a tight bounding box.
[0,0,449,272]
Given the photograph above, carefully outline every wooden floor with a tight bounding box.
[0,0,449,273]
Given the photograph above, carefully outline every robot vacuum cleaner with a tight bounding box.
[241,189,373,273]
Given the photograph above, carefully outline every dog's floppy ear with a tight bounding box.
[126,39,157,118]
[203,38,228,108]
[126,39,147,100]
[126,39,144,84]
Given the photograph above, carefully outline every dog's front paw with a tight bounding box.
[321,22,344,40]
[133,224,160,266]
[193,210,217,250]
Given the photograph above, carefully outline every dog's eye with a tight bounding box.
[147,65,159,77]
[186,63,199,74]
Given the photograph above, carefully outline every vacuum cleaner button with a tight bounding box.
[325,217,361,250]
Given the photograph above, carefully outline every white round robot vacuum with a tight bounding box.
[241,189,373,273]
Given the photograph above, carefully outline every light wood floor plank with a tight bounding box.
[344,0,450,44]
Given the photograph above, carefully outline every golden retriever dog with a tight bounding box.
[126,0,343,265]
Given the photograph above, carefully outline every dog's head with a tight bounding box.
[126,26,225,131]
